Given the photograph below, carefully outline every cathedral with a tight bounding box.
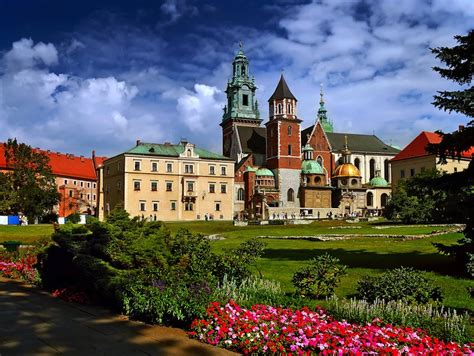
[221,45,399,220]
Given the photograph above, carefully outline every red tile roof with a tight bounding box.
[0,145,106,181]
[391,131,473,162]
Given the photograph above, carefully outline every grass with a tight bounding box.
[1,220,472,313]
[164,221,473,313]
[0,224,53,244]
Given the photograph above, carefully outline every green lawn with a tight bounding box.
[1,220,472,312]
[0,224,53,244]
[164,221,473,313]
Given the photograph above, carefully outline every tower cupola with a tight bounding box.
[318,84,334,133]
[268,74,298,120]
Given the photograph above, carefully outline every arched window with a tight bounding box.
[369,159,376,180]
[367,192,373,206]
[277,103,283,114]
[241,65,246,76]
[381,193,389,207]
[314,176,321,184]
[288,144,292,155]
[287,188,294,202]
[237,188,244,201]
[288,125,292,136]
[354,158,360,170]
[287,103,292,114]
[317,156,323,166]
[384,159,390,182]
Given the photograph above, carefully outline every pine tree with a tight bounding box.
[429,30,474,277]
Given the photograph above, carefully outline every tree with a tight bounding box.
[429,30,474,277]
[0,138,60,222]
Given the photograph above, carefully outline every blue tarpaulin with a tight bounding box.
[8,216,20,225]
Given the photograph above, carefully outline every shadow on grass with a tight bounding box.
[263,248,462,277]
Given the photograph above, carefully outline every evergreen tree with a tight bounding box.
[0,138,60,222]
[429,30,474,277]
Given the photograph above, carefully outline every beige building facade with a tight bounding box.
[98,140,235,221]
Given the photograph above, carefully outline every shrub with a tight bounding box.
[326,297,471,344]
[66,212,81,224]
[356,267,443,304]
[292,253,347,298]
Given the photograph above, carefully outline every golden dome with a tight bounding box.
[333,163,361,178]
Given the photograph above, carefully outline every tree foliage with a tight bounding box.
[428,30,474,277]
[0,139,60,221]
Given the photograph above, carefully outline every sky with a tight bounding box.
[0,0,473,157]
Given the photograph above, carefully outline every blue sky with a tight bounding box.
[0,0,473,157]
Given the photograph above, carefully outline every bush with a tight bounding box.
[292,253,347,298]
[326,297,471,344]
[356,267,443,304]
[66,212,81,224]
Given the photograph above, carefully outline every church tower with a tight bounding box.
[318,84,333,133]
[220,43,261,157]
[265,74,302,207]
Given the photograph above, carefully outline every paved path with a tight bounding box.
[0,277,236,355]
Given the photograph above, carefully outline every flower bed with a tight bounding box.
[0,254,39,284]
[189,302,474,354]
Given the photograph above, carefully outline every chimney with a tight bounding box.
[92,150,96,159]
[80,155,84,162]
[164,142,171,146]
[136,139,141,146]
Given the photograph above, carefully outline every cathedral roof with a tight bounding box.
[333,163,361,178]
[301,128,400,155]
[268,74,297,101]
[236,126,267,155]
[256,167,274,177]
[302,160,324,174]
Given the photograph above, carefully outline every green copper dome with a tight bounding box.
[302,160,324,174]
[245,166,257,172]
[370,176,389,187]
[256,168,274,177]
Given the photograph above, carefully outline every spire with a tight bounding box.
[317,83,334,133]
[341,135,352,163]
[268,74,297,101]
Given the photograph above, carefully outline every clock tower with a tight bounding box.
[220,42,261,158]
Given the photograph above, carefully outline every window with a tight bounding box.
[354,158,360,170]
[209,183,215,193]
[166,163,172,173]
[351,179,358,186]
[134,161,141,171]
[288,125,292,136]
[369,159,375,180]
[93,194,96,200]
[73,180,77,186]
[287,103,292,114]
[152,201,159,212]
[277,103,282,114]
[400,169,405,178]
[410,168,415,177]
[242,94,249,106]
[139,201,146,212]
[221,166,226,175]
[185,202,194,211]
[185,164,194,174]
[384,159,389,182]
[87,182,90,188]
[220,184,227,194]
[134,181,141,191]
[209,166,215,175]
[187,182,194,192]
[93,183,96,189]
[80,181,84,187]
[151,181,158,191]
[151,162,158,172]
[170,201,176,210]
[288,144,292,155]
[367,192,373,206]
[215,202,221,211]
[314,176,321,184]
[69,190,73,197]
[241,65,246,76]
[64,179,68,185]
[80,193,83,199]
[287,188,295,202]
[186,149,192,157]
[166,182,173,191]
[237,188,244,201]
[87,194,90,200]
[454,167,457,172]
[106,167,110,175]
[381,193,389,207]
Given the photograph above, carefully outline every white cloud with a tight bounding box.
[176,83,224,132]
[3,38,58,71]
